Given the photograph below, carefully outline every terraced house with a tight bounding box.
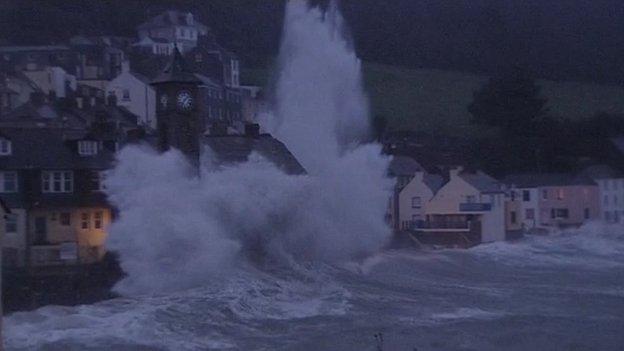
[0,128,118,267]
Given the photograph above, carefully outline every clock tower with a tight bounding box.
[151,47,204,167]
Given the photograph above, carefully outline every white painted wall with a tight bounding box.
[398,172,435,229]
[106,70,156,129]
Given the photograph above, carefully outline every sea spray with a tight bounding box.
[105,0,392,295]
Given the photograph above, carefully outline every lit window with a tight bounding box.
[557,189,564,200]
[0,138,11,155]
[78,141,98,156]
[411,197,421,208]
[81,212,90,229]
[5,214,17,233]
[42,171,73,193]
[0,172,17,193]
[94,211,103,229]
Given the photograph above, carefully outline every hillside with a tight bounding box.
[243,62,624,136]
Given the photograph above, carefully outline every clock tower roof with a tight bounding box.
[151,46,202,85]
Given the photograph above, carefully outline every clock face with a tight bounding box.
[177,91,193,111]
[160,94,168,109]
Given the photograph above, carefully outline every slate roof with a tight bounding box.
[0,102,87,129]
[503,173,597,188]
[202,134,306,175]
[0,128,115,170]
[138,10,208,31]
[460,170,504,193]
[388,156,422,177]
[582,164,624,180]
[151,47,203,84]
[0,45,70,52]
[423,173,446,194]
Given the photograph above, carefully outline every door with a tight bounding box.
[34,217,47,244]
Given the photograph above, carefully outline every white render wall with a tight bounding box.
[597,178,624,223]
[106,72,156,129]
[398,172,434,228]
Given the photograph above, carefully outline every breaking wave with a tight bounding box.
[104,0,392,296]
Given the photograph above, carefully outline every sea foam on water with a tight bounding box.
[104,0,392,295]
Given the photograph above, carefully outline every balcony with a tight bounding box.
[410,220,470,232]
[459,203,492,212]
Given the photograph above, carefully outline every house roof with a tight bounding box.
[0,127,115,170]
[151,47,203,84]
[0,102,87,129]
[138,10,208,31]
[202,134,306,175]
[503,173,597,188]
[459,170,504,193]
[0,45,70,53]
[423,173,446,193]
[388,156,422,177]
[582,164,624,180]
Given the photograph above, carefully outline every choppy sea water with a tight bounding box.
[5,224,624,351]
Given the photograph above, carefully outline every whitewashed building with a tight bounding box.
[106,61,157,129]
[583,165,624,223]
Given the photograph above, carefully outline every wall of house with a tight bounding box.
[23,67,76,98]
[538,185,600,227]
[28,207,111,264]
[481,193,506,242]
[427,171,479,215]
[505,196,522,231]
[597,178,624,223]
[106,72,157,129]
[398,172,433,230]
[3,208,27,267]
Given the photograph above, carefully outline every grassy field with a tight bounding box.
[242,62,624,136]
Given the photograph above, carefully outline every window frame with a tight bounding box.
[78,140,98,156]
[42,171,73,193]
[0,138,12,155]
[0,171,17,193]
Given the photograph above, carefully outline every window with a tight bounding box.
[510,211,517,224]
[605,211,611,221]
[550,208,555,219]
[525,208,535,220]
[411,197,421,208]
[78,141,98,156]
[557,189,564,200]
[0,172,17,193]
[5,214,17,233]
[81,212,90,229]
[614,195,618,206]
[523,190,530,202]
[231,59,239,87]
[92,171,106,192]
[0,138,11,155]
[465,195,476,203]
[60,212,71,226]
[584,208,590,220]
[122,89,130,101]
[94,211,103,229]
[604,195,609,206]
[555,208,569,219]
[510,191,515,201]
[42,171,73,193]
[542,189,548,200]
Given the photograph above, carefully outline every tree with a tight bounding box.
[468,66,547,137]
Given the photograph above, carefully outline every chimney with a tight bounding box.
[121,60,130,73]
[244,123,260,138]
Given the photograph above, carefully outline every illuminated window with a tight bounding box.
[557,189,564,200]
[94,211,103,229]
[81,212,90,229]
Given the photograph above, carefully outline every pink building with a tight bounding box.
[504,174,600,230]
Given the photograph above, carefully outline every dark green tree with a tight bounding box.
[468,67,547,137]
